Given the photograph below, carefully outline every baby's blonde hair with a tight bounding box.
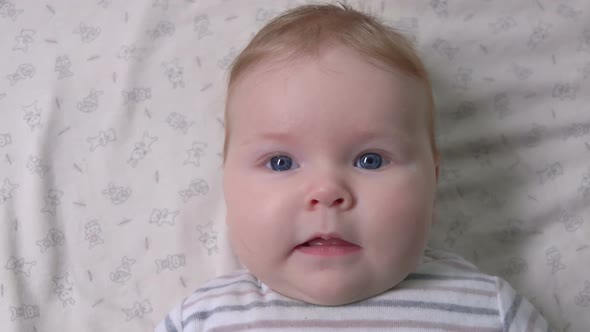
[223,3,437,162]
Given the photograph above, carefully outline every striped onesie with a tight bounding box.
[156,248,552,331]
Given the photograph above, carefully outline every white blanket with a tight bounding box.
[0,0,588,330]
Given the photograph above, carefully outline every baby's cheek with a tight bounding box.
[366,181,431,237]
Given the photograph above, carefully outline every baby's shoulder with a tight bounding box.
[155,270,265,332]
[181,269,264,310]
[399,247,552,331]
[391,247,502,306]
[420,246,486,275]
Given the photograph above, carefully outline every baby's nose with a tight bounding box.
[305,184,353,210]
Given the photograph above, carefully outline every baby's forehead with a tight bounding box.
[227,95,426,153]
[235,46,414,84]
[232,48,425,103]
[228,50,429,123]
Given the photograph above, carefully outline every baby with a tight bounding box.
[157,4,551,331]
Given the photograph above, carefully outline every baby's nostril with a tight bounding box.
[334,198,344,205]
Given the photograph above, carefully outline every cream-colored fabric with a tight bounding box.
[0,1,587,331]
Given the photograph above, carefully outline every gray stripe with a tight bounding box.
[212,319,503,332]
[165,315,178,332]
[193,279,260,294]
[364,299,499,316]
[503,294,522,332]
[406,273,495,284]
[182,298,499,326]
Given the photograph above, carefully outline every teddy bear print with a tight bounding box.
[166,112,194,134]
[509,63,533,80]
[552,82,578,101]
[494,93,512,118]
[22,100,42,130]
[179,178,209,202]
[87,129,116,151]
[527,22,552,50]
[193,15,212,39]
[545,247,566,274]
[26,156,49,176]
[73,22,101,43]
[41,189,63,215]
[162,60,185,88]
[217,47,238,70]
[432,39,459,60]
[197,222,218,255]
[500,257,528,278]
[184,142,207,167]
[77,89,103,113]
[536,162,564,185]
[155,254,185,273]
[444,212,472,247]
[5,256,36,277]
[7,63,35,86]
[430,0,448,18]
[85,220,104,249]
[579,28,590,53]
[149,208,179,226]
[110,256,135,284]
[578,167,590,200]
[54,55,73,79]
[574,281,590,307]
[0,178,18,204]
[557,4,582,19]
[128,132,158,167]
[0,133,11,147]
[147,21,174,39]
[0,1,23,21]
[13,29,35,52]
[102,183,132,205]
[37,228,65,253]
[118,44,150,61]
[53,272,75,307]
[152,0,168,10]
[122,88,151,105]
[9,304,39,321]
[122,299,153,321]
[453,67,473,90]
[452,101,477,120]
[489,16,517,34]
[97,0,110,9]
[557,207,584,232]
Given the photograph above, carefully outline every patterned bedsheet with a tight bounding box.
[1,0,588,331]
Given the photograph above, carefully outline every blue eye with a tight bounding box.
[355,152,384,170]
[266,155,294,172]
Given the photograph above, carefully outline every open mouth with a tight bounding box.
[295,234,361,256]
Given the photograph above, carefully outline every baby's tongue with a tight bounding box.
[306,238,354,246]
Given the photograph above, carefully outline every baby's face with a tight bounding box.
[224,46,438,305]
